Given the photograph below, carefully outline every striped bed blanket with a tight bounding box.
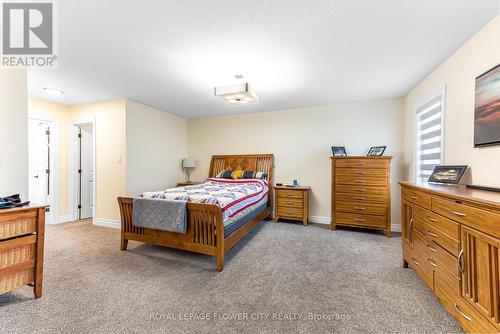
[140,178,269,222]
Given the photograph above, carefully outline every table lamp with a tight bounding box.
[182,158,197,183]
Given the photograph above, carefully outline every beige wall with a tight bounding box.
[125,100,188,196]
[28,97,71,217]
[71,99,127,221]
[0,70,28,199]
[404,15,500,185]
[188,98,405,227]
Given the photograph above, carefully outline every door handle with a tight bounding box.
[454,304,472,321]
[458,249,464,274]
[34,175,39,179]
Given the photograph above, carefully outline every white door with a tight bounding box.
[79,125,94,219]
[28,119,51,221]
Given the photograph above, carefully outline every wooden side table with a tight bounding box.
[176,181,201,187]
[274,185,310,226]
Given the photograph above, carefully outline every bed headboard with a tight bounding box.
[209,154,275,208]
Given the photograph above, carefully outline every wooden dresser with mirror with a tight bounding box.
[400,181,499,333]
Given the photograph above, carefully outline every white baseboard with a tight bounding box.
[309,215,331,225]
[48,214,74,225]
[93,218,120,229]
[308,215,402,233]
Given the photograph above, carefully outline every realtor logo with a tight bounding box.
[1,1,57,67]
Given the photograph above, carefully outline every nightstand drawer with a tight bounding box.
[277,207,303,219]
[277,190,303,199]
[277,198,303,208]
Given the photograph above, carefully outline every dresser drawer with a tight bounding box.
[335,168,388,178]
[0,269,34,295]
[414,206,459,241]
[413,227,458,278]
[335,175,387,186]
[335,184,387,196]
[277,198,303,208]
[334,192,387,204]
[334,212,387,228]
[0,235,36,270]
[453,298,499,334]
[434,265,460,315]
[335,201,387,216]
[432,196,500,238]
[0,211,37,240]
[401,187,432,210]
[335,159,387,169]
[277,207,303,219]
[277,189,304,199]
[408,248,433,290]
[414,216,460,256]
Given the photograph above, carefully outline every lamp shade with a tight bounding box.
[182,158,197,168]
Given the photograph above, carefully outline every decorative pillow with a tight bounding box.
[216,169,267,180]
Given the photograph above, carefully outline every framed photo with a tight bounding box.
[331,146,347,157]
[428,165,468,184]
[367,146,386,156]
[474,64,500,147]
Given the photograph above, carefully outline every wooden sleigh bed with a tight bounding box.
[117,154,274,272]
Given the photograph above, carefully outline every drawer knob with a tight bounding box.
[411,196,418,200]
[411,257,420,266]
[354,207,365,210]
[454,304,472,322]
[354,197,366,200]
[354,218,366,222]
[354,180,365,183]
[451,210,466,217]
[354,188,366,192]
[427,216,437,222]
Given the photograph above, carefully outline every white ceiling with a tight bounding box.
[28,0,499,118]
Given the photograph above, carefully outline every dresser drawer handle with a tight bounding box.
[458,249,464,274]
[354,218,366,222]
[356,172,367,174]
[354,207,366,210]
[427,244,437,253]
[353,197,366,200]
[427,258,438,267]
[411,196,418,200]
[354,188,366,192]
[427,230,438,237]
[354,180,366,183]
[411,257,420,266]
[454,304,472,321]
[451,210,466,217]
[427,216,437,222]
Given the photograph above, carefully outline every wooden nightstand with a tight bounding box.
[176,181,201,187]
[274,185,310,226]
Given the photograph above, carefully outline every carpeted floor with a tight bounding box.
[0,220,462,333]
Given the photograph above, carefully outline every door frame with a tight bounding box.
[69,118,96,222]
[27,115,59,225]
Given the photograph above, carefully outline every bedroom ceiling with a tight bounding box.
[28,0,499,118]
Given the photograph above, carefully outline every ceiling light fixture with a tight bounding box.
[43,87,64,96]
[214,83,259,105]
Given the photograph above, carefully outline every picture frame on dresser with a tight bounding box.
[331,146,347,157]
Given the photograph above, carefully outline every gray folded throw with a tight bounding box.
[132,197,187,233]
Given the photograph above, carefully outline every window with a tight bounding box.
[415,92,444,182]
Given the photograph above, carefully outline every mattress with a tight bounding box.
[140,178,269,222]
[223,195,268,236]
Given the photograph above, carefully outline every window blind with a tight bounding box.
[416,96,443,182]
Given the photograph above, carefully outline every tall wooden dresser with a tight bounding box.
[400,182,499,333]
[331,156,392,237]
[0,205,47,298]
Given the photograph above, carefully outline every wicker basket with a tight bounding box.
[0,269,34,295]
[0,217,36,240]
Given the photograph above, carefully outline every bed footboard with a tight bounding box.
[117,197,225,271]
